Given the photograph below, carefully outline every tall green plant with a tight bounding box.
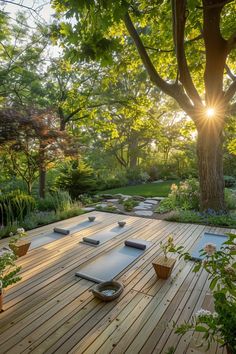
[0,191,35,225]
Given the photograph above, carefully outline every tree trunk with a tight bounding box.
[26,181,32,195]
[58,107,66,131]
[130,154,138,169]
[129,135,139,169]
[39,142,46,199]
[197,121,225,211]
[39,167,46,199]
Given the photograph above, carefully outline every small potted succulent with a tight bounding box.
[9,228,31,257]
[0,247,21,312]
[152,235,176,279]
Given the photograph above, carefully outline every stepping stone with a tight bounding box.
[105,199,119,203]
[134,211,153,216]
[132,195,145,201]
[133,203,153,210]
[133,206,151,211]
[151,197,165,201]
[144,199,158,205]
[137,202,153,208]
[82,207,96,212]
[114,194,132,199]
[96,203,109,208]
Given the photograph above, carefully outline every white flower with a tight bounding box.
[17,228,25,233]
[195,309,212,318]
[203,243,216,256]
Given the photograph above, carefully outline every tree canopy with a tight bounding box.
[51,0,236,210]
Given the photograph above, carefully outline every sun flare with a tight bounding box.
[206,107,215,118]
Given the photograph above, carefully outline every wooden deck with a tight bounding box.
[0,211,233,354]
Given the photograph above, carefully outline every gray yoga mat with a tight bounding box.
[81,225,130,247]
[75,239,151,283]
[30,220,100,250]
[191,232,228,260]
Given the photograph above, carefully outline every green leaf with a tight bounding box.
[195,326,208,332]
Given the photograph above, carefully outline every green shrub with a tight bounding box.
[0,190,35,225]
[225,189,236,210]
[22,202,84,230]
[95,205,117,212]
[166,209,236,227]
[0,179,28,194]
[79,195,93,205]
[155,179,199,213]
[170,179,200,210]
[122,199,138,211]
[36,191,72,212]
[155,197,175,213]
[57,203,84,219]
[224,175,236,188]
[97,176,128,191]
[146,165,159,181]
[125,167,150,185]
[56,161,97,199]
[0,223,19,239]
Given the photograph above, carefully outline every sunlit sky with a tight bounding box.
[1,0,54,25]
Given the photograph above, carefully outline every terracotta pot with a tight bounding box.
[152,256,176,279]
[9,240,31,257]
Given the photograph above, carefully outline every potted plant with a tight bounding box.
[0,247,22,312]
[152,235,176,279]
[9,228,31,257]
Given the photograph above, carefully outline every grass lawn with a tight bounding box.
[99,180,178,197]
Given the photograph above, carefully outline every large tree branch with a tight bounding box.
[123,12,194,115]
[203,0,228,104]
[224,80,236,104]
[225,64,236,81]
[172,0,202,105]
[228,101,236,115]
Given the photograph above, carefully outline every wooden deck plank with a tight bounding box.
[0,212,232,354]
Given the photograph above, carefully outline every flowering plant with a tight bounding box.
[160,235,175,260]
[0,250,21,290]
[170,178,200,210]
[172,233,236,353]
[8,228,27,246]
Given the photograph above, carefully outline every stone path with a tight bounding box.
[89,194,166,218]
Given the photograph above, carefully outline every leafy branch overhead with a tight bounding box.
[51,0,236,212]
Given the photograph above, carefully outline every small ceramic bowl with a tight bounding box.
[88,216,96,222]
[91,281,124,301]
[118,221,126,227]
